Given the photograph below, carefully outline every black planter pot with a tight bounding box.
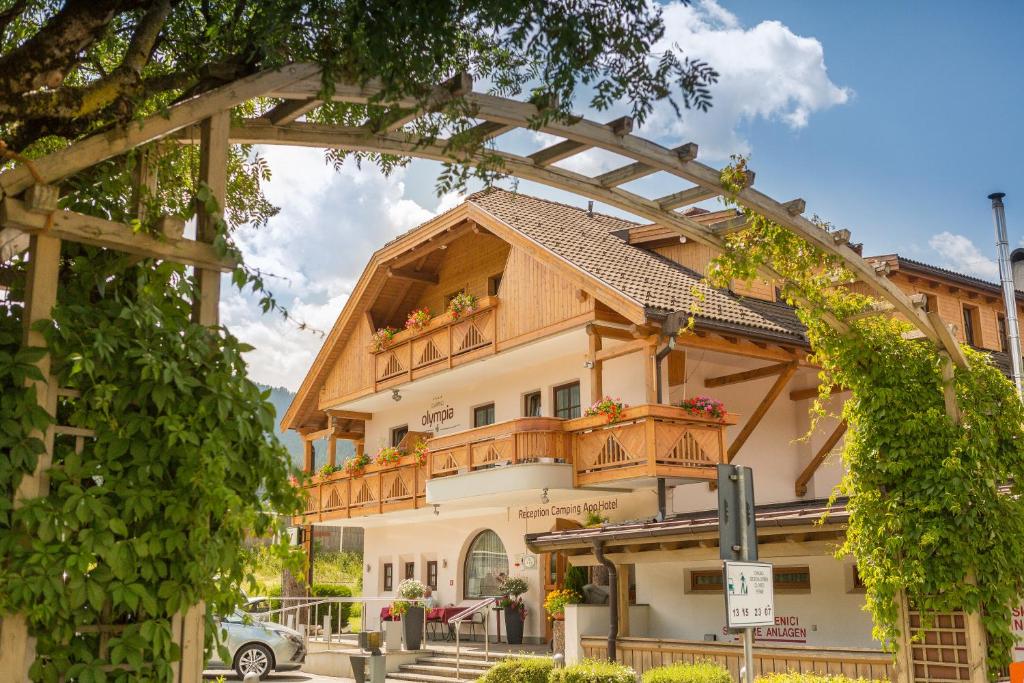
[402,606,424,650]
[504,607,524,645]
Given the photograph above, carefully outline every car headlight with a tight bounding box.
[284,632,304,648]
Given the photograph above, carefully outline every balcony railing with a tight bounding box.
[372,296,498,389]
[566,404,737,487]
[298,405,735,522]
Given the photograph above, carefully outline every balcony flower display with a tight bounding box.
[405,307,432,331]
[498,576,529,644]
[677,395,727,420]
[447,291,477,320]
[370,326,398,352]
[584,396,627,423]
[376,446,405,467]
[343,453,371,477]
[317,463,340,479]
[544,587,582,621]
[412,440,428,467]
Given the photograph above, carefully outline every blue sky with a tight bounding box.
[226,0,1024,390]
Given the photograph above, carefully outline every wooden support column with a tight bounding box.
[587,325,603,403]
[0,233,61,680]
[893,589,914,683]
[192,112,229,326]
[327,436,337,469]
[616,566,631,637]
[303,439,314,474]
[644,339,658,403]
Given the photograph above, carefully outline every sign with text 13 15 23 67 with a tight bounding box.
[723,561,775,628]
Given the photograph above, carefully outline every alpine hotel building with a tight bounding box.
[283,188,1024,680]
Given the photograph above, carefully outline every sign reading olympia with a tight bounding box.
[724,561,775,628]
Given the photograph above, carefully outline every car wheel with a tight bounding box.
[234,643,273,679]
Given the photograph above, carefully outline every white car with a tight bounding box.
[206,610,306,679]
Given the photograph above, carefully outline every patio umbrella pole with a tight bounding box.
[593,541,618,661]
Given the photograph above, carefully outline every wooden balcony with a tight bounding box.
[372,296,498,390]
[567,405,737,487]
[297,405,735,522]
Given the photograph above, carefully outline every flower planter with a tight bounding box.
[504,609,524,645]
[402,606,424,650]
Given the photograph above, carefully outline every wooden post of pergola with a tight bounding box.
[0,62,986,682]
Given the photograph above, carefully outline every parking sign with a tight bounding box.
[724,561,775,628]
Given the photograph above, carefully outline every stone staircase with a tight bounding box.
[388,651,518,683]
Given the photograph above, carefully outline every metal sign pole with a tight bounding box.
[736,466,755,683]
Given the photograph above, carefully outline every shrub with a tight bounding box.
[478,656,554,683]
[312,583,353,631]
[643,661,731,683]
[756,674,888,683]
[550,659,636,683]
[564,566,588,596]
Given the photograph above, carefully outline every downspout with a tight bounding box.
[593,541,618,662]
[654,337,676,521]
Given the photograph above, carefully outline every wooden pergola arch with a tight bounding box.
[0,63,978,682]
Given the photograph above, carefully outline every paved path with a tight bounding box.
[204,672,355,683]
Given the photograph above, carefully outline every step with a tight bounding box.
[400,664,489,679]
[417,653,546,665]
[388,672,466,683]
[412,658,492,670]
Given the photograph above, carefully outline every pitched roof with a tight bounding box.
[868,253,1024,299]
[467,188,806,342]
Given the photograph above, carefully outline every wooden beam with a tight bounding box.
[267,98,322,125]
[704,361,792,388]
[0,197,235,271]
[387,266,439,284]
[587,324,603,404]
[657,185,719,211]
[789,385,848,402]
[528,116,632,167]
[708,214,750,237]
[676,331,808,364]
[388,223,470,268]
[463,120,515,142]
[303,440,314,474]
[594,336,653,363]
[373,73,474,132]
[794,421,847,496]
[594,143,697,188]
[727,362,798,461]
[0,64,318,197]
[325,409,373,421]
[192,112,229,326]
[327,436,337,469]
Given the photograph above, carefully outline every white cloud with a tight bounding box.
[221,146,462,390]
[640,0,851,160]
[928,232,999,281]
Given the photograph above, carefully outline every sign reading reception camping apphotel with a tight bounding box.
[723,561,775,628]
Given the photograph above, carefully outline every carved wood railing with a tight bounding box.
[372,296,498,386]
[427,417,569,478]
[298,405,736,521]
[566,405,736,487]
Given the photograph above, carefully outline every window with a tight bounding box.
[850,565,866,593]
[689,569,723,592]
[391,425,408,448]
[383,563,393,592]
[464,530,509,599]
[523,391,542,417]
[473,403,495,427]
[427,561,438,590]
[688,566,810,592]
[553,382,581,419]
[488,273,503,296]
[405,561,416,580]
[999,314,1009,352]
[962,305,979,346]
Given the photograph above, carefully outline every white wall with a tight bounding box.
[635,555,876,649]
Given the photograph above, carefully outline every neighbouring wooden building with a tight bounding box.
[284,188,1024,680]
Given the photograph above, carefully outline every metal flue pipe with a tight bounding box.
[990,192,1023,397]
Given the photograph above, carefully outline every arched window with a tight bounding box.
[464,530,509,599]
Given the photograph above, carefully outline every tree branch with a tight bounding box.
[0,0,144,97]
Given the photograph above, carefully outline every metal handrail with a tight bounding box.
[449,597,496,678]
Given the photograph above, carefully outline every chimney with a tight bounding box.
[990,191,1023,396]
[587,201,594,218]
[1011,248,1024,293]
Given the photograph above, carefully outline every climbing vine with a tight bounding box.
[0,213,304,679]
[702,157,1024,674]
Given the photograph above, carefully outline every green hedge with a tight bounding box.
[550,659,636,683]
[478,657,555,683]
[757,674,888,683]
[642,661,730,683]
